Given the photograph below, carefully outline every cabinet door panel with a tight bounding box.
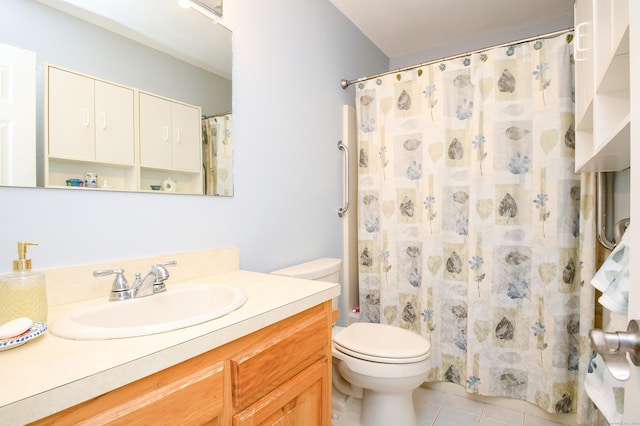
[233,361,325,426]
[171,102,201,172]
[574,0,594,126]
[139,93,172,169]
[48,68,94,160]
[95,81,134,165]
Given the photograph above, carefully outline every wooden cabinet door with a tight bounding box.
[94,80,135,165]
[171,102,201,172]
[233,361,326,426]
[48,67,95,160]
[139,93,172,169]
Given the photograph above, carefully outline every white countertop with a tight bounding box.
[0,270,340,425]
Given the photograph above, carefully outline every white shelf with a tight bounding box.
[574,0,630,173]
[576,116,630,172]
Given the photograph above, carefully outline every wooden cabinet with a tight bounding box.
[575,0,630,172]
[46,66,136,189]
[139,92,203,194]
[30,302,332,426]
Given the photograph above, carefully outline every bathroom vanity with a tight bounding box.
[0,248,339,425]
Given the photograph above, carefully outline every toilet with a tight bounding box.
[271,258,431,426]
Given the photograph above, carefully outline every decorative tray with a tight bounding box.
[0,322,48,352]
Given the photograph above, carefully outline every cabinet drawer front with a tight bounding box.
[32,361,226,426]
[231,309,328,408]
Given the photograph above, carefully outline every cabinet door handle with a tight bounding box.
[100,112,106,130]
[175,128,181,143]
[164,126,169,141]
[83,109,90,127]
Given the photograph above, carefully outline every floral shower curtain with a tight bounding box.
[202,113,233,196]
[356,32,596,422]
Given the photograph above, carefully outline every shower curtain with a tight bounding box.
[202,113,233,196]
[355,32,596,422]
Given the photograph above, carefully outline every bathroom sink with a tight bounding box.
[50,284,248,340]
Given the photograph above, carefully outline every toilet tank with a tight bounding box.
[271,258,341,283]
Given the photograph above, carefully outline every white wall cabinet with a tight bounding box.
[139,92,203,194]
[45,65,203,194]
[575,0,630,172]
[46,66,136,189]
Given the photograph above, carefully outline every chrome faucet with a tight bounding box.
[94,261,177,301]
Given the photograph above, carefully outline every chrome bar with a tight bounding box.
[338,141,349,217]
[597,172,616,250]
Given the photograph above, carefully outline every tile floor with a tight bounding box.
[412,387,570,426]
[332,385,574,426]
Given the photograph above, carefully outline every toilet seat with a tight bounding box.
[333,322,430,364]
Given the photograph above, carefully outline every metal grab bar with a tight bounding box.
[338,141,349,217]
[597,172,616,250]
[597,172,630,250]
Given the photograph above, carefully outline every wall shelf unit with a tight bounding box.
[45,65,203,194]
[575,0,630,172]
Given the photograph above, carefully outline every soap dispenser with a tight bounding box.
[0,242,48,325]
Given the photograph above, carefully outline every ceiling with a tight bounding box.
[38,0,232,79]
[329,0,574,59]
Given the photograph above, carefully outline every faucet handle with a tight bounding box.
[151,261,176,294]
[152,260,177,280]
[94,268,131,300]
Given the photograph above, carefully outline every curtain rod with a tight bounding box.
[202,111,232,119]
[340,27,573,89]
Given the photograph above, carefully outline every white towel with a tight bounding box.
[584,352,625,424]
[591,224,631,293]
[598,264,629,314]
[585,313,628,424]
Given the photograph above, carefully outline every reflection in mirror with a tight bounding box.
[203,113,233,196]
[181,0,223,18]
[0,0,232,196]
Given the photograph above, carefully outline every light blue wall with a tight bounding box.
[1,0,232,116]
[0,0,387,274]
[389,15,573,69]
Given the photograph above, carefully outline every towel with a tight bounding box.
[585,352,625,424]
[593,224,631,314]
[585,313,627,424]
[598,264,629,314]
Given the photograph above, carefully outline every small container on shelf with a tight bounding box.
[65,178,84,187]
[161,178,177,192]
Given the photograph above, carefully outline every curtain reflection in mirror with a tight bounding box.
[202,114,233,196]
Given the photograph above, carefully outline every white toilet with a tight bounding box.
[272,258,431,426]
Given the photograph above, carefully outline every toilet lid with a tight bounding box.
[333,323,431,364]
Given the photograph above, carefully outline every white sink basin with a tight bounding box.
[51,284,248,340]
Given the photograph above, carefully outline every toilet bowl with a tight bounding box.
[332,323,430,426]
[271,258,431,426]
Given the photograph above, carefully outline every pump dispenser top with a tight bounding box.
[13,242,37,271]
[0,242,48,325]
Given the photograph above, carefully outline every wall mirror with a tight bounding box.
[0,0,233,196]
